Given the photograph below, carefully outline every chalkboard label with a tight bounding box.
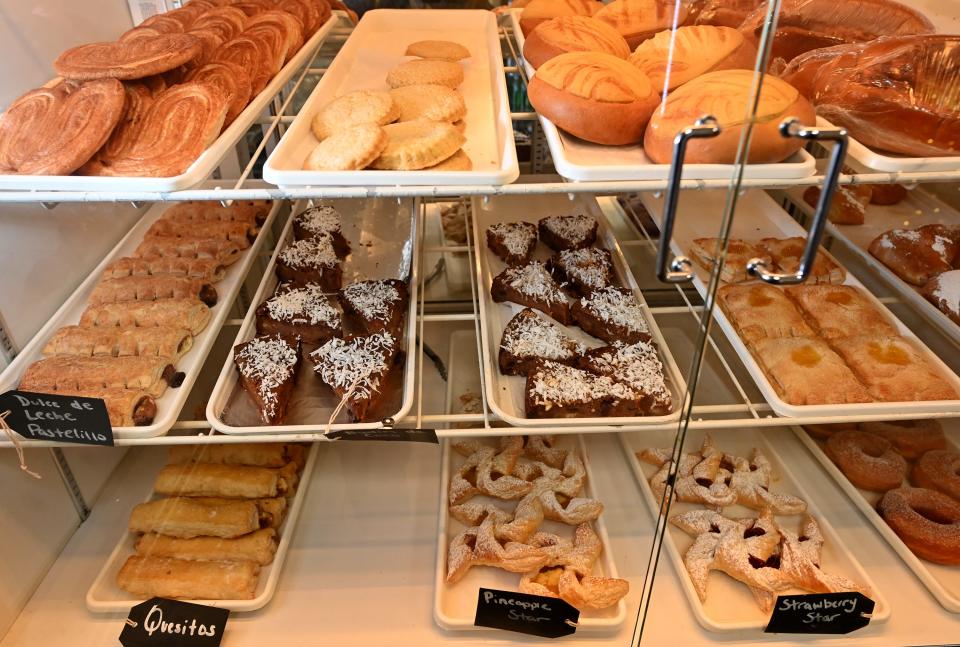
[0,390,113,446]
[765,592,874,634]
[326,428,438,443]
[474,588,578,639]
[120,598,228,647]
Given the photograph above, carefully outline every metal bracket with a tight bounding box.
[50,447,90,521]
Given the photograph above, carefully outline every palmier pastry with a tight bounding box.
[921,270,960,326]
[911,450,960,502]
[868,225,960,286]
[858,420,946,461]
[43,325,193,361]
[191,6,248,41]
[211,34,277,95]
[878,487,960,565]
[279,0,323,35]
[184,61,253,127]
[825,430,907,492]
[0,79,125,175]
[54,33,203,80]
[522,16,629,70]
[245,11,304,64]
[81,81,156,173]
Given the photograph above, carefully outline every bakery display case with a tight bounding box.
[0,1,959,646]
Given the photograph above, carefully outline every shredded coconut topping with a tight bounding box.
[279,235,338,270]
[586,341,670,405]
[342,280,401,322]
[310,331,395,402]
[557,248,612,290]
[488,222,537,257]
[265,284,340,327]
[501,309,585,360]
[235,335,298,420]
[930,270,960,317]
[529,361,639,407]
[295,205,343,237]
[541,214,596,245]
[503,261,566,304]
[579,287,649,334]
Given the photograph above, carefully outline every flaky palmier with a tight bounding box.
[54,33,203,81]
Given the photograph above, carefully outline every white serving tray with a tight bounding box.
[264,9,519,187]
[818,116,960,173]
[473,193,686,429]
[0,16,340,193]
[786,181,960,340]
[620,428,891,632]
[86,442,319,612]
[206,198,420,434]
[507,10,816,183]
[0,193,281,439]
[434,435,628,632]
[794,426,960,613]
[641,189,960,417]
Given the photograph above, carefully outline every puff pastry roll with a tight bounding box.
[153,463,288,498]
[751,337,872,405]
[717,284,814,344]
[785,285,897,339]
[89,275,218,307]
[20,355,180,398]
[146,219,255,249]
[759,237,846,285]
[102,256,227,282]
[80,299,211,334]
[167,443,295,468]
[43,326,193,361]
[117,555,260,600]
[192,496,288,529]
[11,384,155,427]
[161,200,270,226]
[134,236,243,265]
[135,528,278,565]
[129,497,260,538]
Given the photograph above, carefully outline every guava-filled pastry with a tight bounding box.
[80,299,211,334]
[43,325,193,361]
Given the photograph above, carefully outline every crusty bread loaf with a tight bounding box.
[629,25,756,92]
[643,70,815,164]
[519,0,601,37]
[524,16,630,70]
[528,51,659,145]
[594,0,686,48]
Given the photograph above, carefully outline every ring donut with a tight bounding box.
[878,487,960,565]
[912,450,960,501]
[825,430,907,492]
[859,420,946,460]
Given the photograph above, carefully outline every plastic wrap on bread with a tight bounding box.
[782,35,960,157]
[686,0,763,28]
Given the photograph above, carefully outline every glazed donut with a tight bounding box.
[825,430,907,492]
[804,422,857,440]
[912,450,960,502]
[859,420,946,460]
[878,487,960,565]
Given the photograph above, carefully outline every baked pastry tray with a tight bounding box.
[785,180,960,340]
[264,9,519,187]
[620,428,891,632]
[434,435,628,632]
[206,197,419,434]
[794,426,960,612]
[640,189,960,417]
[473,192,686,429]
[818,117,960,173]
[0,194,281,439]
[506,10,816,183]
[0,15,340,193]
[86,442,319,613]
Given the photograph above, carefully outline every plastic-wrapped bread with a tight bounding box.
[134,235,243,265]
[153,463,289,498]
[192,496,288,529]
[80,299,211,334]
[102,256,227,282]
[167,442,294,468]
[117,555,260,600]
[20,355,180,398]
[43,326,193,361]
[10,384,156,427]
[145,219,256,248]
[89,275,217,307]
[135,528,278,565]
[129,497,260,538]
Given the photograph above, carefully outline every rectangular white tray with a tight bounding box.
[0,15,340,193]
[620,428,891,632]
[794,426,960,613]
[819,116,960,173]
[433,434,628,632]
[264,9,519,187]
[641,188,960,417]
[86,442,319,612]
[507,10,816,183]
[205,198,420,434]
[473,192,686,429]
[0,193,281,439]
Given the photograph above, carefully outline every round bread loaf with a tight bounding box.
[527,51,658,145]
[594,0,686,48]
[643,70,815,164]
[519,0,601,37]
[523,16,630,70]
[629,25,756,92]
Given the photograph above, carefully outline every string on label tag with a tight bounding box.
[0,410,42,479]
[324,375,362,436]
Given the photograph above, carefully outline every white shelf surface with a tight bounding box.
[3,429,960,646]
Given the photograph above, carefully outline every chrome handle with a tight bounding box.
[656,116,721,283]
[747,118,849,285]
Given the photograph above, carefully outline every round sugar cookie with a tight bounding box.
[310,89,398,140]
[370,120,465,170]
[386,59,464,89]
[405,40,471,61]
[304,123,387,170]
[389,84,467,123]
[426,149,472,171]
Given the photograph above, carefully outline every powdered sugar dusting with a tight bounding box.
[279,235,338,270]
[488,222,536,257]
[586,341,670,406]
[529,361,639,407]
[235,335,298,420]
[310,331,395,402]
[503,262,566,304]
[265,284,340,327]
[541,214,596,245]
[931,270,960,317]
[342,280,401,322]
[295,205,343,237]
[501,309,585,361]
[556,248,611,290]
[580,287,649,334]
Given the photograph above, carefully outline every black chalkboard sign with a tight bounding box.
[326,428,438,443]
[474,588,579,639]
[120,598,229,647]
[765,592,875,634]
[0,390,113,446]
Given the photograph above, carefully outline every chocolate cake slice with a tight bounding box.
[499,308,585,376]
[549,247,613,296]
[233,334,301,425]
[538,214,598,251]
[292,204,350,257]
[572,286,651,344]
[275,235,342,290]
[491,261,570,324]
[579,341,672,415]
[309,331,397,423]
[255,282,342,345]
[486,221,538,266]
[338,279,409,338]
[524,360,645,418]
